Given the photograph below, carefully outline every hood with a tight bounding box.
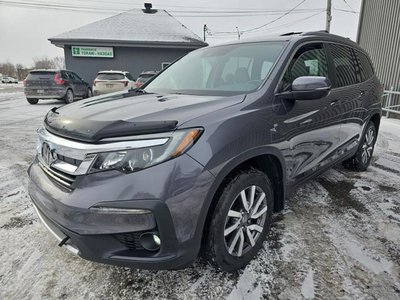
[45,90,245,142]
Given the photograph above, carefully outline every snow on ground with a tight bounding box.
[0,92,399,299]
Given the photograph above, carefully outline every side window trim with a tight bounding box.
[323,42,338,88]
[277,42,329,92]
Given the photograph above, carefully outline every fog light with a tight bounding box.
[140,232,161,251]
[153,234,161,246]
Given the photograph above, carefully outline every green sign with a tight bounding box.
[71,46,114,58]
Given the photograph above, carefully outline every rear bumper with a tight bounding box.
[24,87,66,99]
[93,86,127,96]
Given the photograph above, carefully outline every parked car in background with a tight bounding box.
[28,32,382,272]
[93,70,136,95]
[135,71,157,88]
[2,76,18,84]
[24,69,92,105]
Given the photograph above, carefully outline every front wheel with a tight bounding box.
[343,121,377,171]
[204,168,274,272]
[64,89,74,104]
[27,98,38,105]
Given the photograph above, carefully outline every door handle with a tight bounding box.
[330,100,339,106]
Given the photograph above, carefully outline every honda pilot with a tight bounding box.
[28,32,382,272]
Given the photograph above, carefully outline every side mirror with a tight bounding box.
[276,76,331,100]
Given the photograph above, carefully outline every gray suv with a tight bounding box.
[24,69,92,105]
[28,32,382,272]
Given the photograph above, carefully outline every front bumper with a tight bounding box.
[28,154,215,269]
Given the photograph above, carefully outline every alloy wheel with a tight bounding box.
[361,126,375,165]
[67,90,73,103]
[223,185,268,257]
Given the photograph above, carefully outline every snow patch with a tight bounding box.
[226,270,263,300]
[301,267,315,299]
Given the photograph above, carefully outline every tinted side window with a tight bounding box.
[329,44,359,87]
[356,50,374,81]
[281,43,329,91]
[73,72,83,81]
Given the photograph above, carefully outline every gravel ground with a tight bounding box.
[0,92,399,299]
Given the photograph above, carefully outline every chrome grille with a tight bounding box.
[39,161,76,190]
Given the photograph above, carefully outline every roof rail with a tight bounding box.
[300,30,329,36]
[280,32,302,36]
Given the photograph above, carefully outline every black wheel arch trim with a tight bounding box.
[193,145,287,257]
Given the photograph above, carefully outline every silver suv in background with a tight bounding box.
[93,70,136,95]
[24,70,92,104]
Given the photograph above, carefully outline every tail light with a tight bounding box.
[23,79,27,86]
[123,81,128,87]
[93,80,97,87]
[54,73,65,85]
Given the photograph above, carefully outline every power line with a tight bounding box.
[342,0,356,12]
[242,0,307,33]
[333,7,359,14]
[207,10,324,38]
[209,0,307,35]
[0,0,320,14]
[174,10,322,18]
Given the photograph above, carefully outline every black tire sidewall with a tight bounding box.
[355,122,377,171]
[65,89,74,104]
[207,169,274,272]
[26,98,38,104]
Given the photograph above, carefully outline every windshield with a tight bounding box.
[145,42,285,96]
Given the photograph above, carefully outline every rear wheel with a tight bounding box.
[64,89,74,104]
[26,98,38,105]
[343,121,377,171]
[204,168,274,272]
[85,88,93,98]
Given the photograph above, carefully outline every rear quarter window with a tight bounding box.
[356,50,374,81]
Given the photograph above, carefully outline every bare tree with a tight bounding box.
[15,64,31,81]
[52,56,65,69]
[0,63,17,77]
[33,57,56,69]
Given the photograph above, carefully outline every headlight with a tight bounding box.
[88,128,202,173]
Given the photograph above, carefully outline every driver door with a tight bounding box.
[273,43,343,185]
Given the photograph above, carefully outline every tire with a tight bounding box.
[85,88,92,99]
[204,168,274,272]
[26,98,39,105]
[64,89,74,104]
[343,121,377,171]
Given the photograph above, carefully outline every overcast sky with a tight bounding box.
[0,0,361,67]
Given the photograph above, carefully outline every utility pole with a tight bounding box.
[236,27,241,40]
[326,0,332,32]
[203,24,207,42]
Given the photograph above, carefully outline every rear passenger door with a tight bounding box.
[70,72,86,96]
[327,44,365,155]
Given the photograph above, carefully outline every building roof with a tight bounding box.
[49,9,207,48]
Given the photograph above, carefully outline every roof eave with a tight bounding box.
[48,38,207,49]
